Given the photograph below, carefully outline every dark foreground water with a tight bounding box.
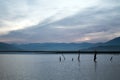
[0,53,120,80]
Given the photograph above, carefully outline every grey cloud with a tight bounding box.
[0,0,120,43]
[0,0,10,19]
[50,6,120,26]
[0,0,29,21]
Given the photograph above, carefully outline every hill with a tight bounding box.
[86,37,120,51]
[17,43,94,51]
[104,37,120,46]
[0,42,20,51]
[0,36,120,51]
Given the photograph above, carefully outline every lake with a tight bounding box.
[0,53,120,80]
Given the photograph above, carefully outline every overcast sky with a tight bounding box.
[0,0,120,43]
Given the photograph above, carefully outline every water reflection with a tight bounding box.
[94,61,97,72]
[94,61,98,80]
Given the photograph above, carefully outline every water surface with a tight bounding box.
[0,53,120,80]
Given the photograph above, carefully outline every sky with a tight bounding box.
[0,0,120,43]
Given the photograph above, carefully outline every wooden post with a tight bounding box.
[78,50,80,62]
[59,56,61,62]
[72,58,74,61]
[94,50,97,62]
[62,53,66,60]
[110,56,113,62]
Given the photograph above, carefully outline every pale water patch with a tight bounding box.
[0,54,120,80]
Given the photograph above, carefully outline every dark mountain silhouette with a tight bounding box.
[86,37,120,51]
[0,36,120,51]
[17,42,95,51]
[0,42,20,51]
[104,37,120,45]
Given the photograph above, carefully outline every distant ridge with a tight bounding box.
[0,36,120,51]
[105,37,120,45]
[86,37,120,51]
[0,42,20,51]
[17,43,94,51]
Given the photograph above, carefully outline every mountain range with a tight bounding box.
[0,36,120,51]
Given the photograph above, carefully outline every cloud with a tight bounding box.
[0,0,100,35]
[0,0,120,43]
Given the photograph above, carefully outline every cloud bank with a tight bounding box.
[0,0,120,43]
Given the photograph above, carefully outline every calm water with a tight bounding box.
[0,53,120,80]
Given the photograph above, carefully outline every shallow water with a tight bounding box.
[0,53,120,80]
